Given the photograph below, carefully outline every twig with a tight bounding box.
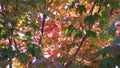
[73,34,87,56]
[65,0,97,67]
[110,8,114,15]
[74,0,97,57]
[89,0,97,15]
[39,0,54,44]
[39,14,46,44]
[8,26,14,68]
[98,5,101,13]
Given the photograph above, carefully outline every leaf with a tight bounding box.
[76,5,86,14]
[99,57,116,68]
[99,20,108,29]
[103,31,112,40]
[30,23,39,30]
[0,60,11,68]
[0,32,8,39]
[110,36,120,47]
[84,14,99,26]
[12,34,20,39]
[1,20,8,26]
[101,8,110,23]
[87,30,96,39]
[39,0,46,5]
[56,57,66,63]
[41,62,46,68]
[104,14,120,37]
[70,64,81,68]
[70,65,93,68]
[80,66,93,68]
[6,48,16,59]
[95,46,113,57]
[84,15,94,26]
[111,1,120,9]
[105,27,116,37]
[65,24,76,39]
[104,26,116,37]
[74,31,82,39]
[87,30,97,42]
[27,44,41,57]
[18,53,30,63]
[10,20,17,26]
[53,61,65,68]
[93,13,100,20]
[68,1,75,9]
[25,31,33,37]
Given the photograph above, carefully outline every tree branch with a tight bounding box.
[39,0,54,45]
[39,14,46,44]
[89,0,97,15]
[98,4,101,13]
[8,26,14,68]
[65,0,97,67]
[74,0,97,57]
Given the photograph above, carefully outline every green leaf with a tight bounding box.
[111,1,120,9]
[65,24,76,39]
[70,64,81,68]
[1,20,8,26]
[93,13,100,20]
[0,49,8,61]
[87,30,96,38]
[84,15,94,26]
[74,31,82,39]
[103,31,112,40]
[12,34,20,39]
[27,44,41,57]
[105,26,116,37]
[39,0,46,5]
[80,66,93,68]
[68,1,75,9]
[6,48,16,59]
[30,23,39,30]
[84,13,99,26]
[110,36,120,47]
[41,62,46,68]
[70,64,93,68]
[56,57,66,63]
[2,19,17,27]
[99,20,108,29]
[101,9,110,23]
[18,53,30,63]
[25,31,33,37]
[95,46,113,57]
[0,32,8,39]
[0,60,11,68]
[10,20,17,26]
[99,57,116,68]
[76,5,86,14]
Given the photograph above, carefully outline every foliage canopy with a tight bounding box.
[0,0,120,68]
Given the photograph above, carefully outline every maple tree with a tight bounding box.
[0,0,120,68]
